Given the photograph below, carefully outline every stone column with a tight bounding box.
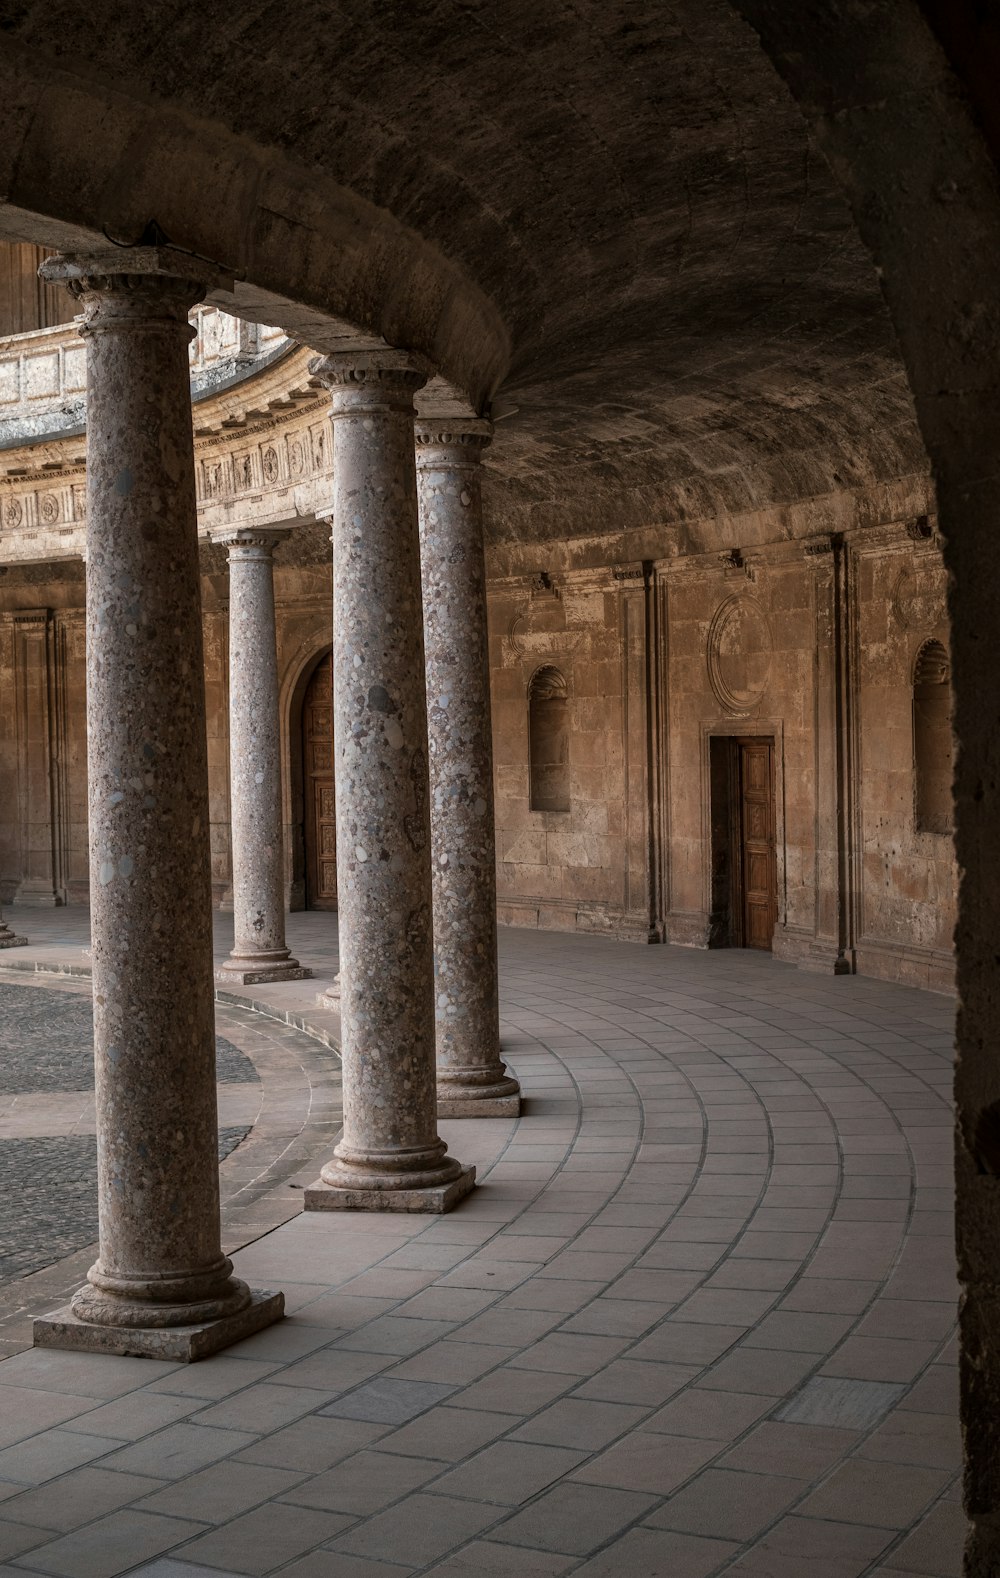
[415,421,520,1117]
[303,352,473,1213]
[0,908,26,948]
[34,248,282,1359]
[213,526,310,985]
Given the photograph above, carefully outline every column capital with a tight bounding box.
[209,525,294,560]
[308,350,429,414]
[39,247,232,331]
[414,418,493,466]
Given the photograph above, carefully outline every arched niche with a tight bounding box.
[528,665,570,814]
[913,638,953,835]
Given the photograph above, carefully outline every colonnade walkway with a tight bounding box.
[0,911,962,1576]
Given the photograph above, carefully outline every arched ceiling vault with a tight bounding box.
[0,0,928,547]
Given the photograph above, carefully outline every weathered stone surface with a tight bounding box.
[0,908,26,947]
[33,248,282,1351]
[304,352,472,1210]
[213,526,309,985]
[33,1287,283,1361]
[416,422,519,1116]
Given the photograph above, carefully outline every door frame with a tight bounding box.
[702,719,786,947]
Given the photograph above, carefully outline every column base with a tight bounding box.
[317,973,341,1009]
[216,958,313,985]
[438,1090,521,1118]
[0,930,27,949]
[303,1164,476,1215]
[33,1287,284,1363]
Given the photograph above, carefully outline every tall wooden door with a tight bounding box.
[303,652,338,910]
[737,739,776,950]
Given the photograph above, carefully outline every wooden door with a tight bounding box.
[737,739,776,950]
[303,652,338,910]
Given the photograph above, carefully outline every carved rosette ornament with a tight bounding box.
[707,593,773,715]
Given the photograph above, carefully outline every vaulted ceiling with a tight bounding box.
[0,0,927,546]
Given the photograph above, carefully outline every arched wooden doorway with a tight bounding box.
[302,651,337,910]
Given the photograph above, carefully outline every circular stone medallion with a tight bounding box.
[707,594,772,714]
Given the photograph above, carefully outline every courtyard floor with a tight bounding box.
[0,909,963,1577]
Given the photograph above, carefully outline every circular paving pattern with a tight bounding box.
[0,979,258,1284]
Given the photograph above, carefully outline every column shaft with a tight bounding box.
[215,529,309,985]
[304,352,473,1213]
[34,248,282,1359]
[415,423,519,1116]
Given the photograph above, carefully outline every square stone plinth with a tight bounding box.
[33,1289,284,1362]
[303,1165,476,1214]
[215,964,313,985]
[0,932,27,948]
[437,1093,522,1118]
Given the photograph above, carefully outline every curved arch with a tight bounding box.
[278,624,334,911]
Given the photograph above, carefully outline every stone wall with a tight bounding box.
[0,507,958,990]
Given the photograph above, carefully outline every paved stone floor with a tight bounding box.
[0,909,963,1576]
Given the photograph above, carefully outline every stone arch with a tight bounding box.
[528,664,570,814]
[912,638,953,835]
[279,629,333,911]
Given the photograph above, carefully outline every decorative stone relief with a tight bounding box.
[891,560,947,631]
[707,592,773,714]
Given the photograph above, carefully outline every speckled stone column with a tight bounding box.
[303,351,474,1213]
[213,527,310,986]
[33,249,283,1359]
[415,422,520,1117]
[0,908,26,948]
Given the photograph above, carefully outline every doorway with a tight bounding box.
[709,735,777,950]
[302,651,337,910]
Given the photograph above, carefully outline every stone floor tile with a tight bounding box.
[628,1321,745,1367]
[429,1441,586,1505]
[821,1337,938,1385]
[60,1392,203,1440]
[645,1466,802,1540]
[319,1378,457,1425]
[175,1505,352,1575]
[234,1414,390,1472]
[373,1406,510,1462]
[0,1466,164,1532]
[557,1299,664,1338]
[572,1358,696,1407]
[719,1513,896,1576]
[445,1308,562,1348]
[798,1457,951,1528]
[443,1367,573,1417]
[506,1332,630,1376]
[0,1522,52,1562]
[9,1509,207,1578]
[336,1317,459,1357]
[99,1423,259,1480]
[190,1382,334,1433]
[0,1388,101,1451]
[271,1556,412,1578]
[719,1419,859,1489]
[421,1541,573,1576]
[510,1398,648,1450]
[279,1447,442,1513]
[897,1366,958,1416]
[858,1409,962,1471]
[0,1428,118,1486]
[265,1348,394,1393]
[488,1482,657,1555]
[0,1350,180,1400]
[503,1279,605,1313]
[389,1341,518,1386]
[705,1259,799,1292]
[135,1460,307,1523]
[571,1430,724,1494]
[568,1527,738,1578]
[329,1492,502,1565]
[777,1376,905,1429]
[644,1386,773,1439]
[392,1288,499,1324]
[144,1359,282,1401]
[699,1345,818,1396]
[676,1288,776,1326]
[223,1323,338,1363]
[881,1497,965,1574]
